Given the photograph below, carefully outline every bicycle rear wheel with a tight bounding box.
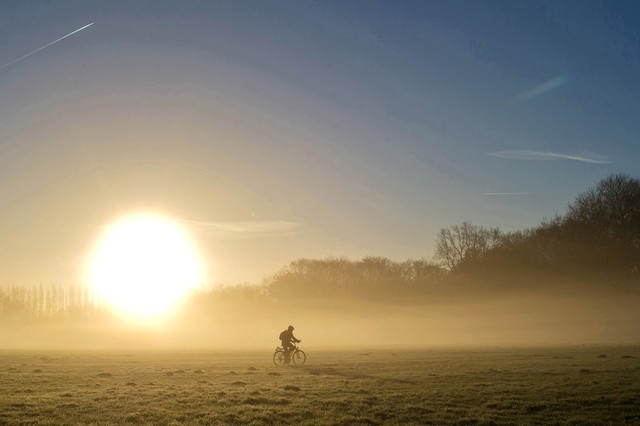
[292,349,306,365]
[273,350,286,366]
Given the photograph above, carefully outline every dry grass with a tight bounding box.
[1,346,639,425]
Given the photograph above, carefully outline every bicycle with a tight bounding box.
[273,343,306,366]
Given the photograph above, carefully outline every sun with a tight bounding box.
[87,213,204,319]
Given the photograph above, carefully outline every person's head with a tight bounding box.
[288,325,294,331]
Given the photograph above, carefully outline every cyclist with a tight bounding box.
[279,325,301,364]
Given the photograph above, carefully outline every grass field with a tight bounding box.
[1,346,639,425]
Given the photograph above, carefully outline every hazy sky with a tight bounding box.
[1,0,639,285]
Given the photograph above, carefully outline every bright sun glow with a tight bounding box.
[87,213,204,319]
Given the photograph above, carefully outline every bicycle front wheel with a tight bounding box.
[292,350,306,365]
[273,350,286,367]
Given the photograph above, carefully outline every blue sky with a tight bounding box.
[1,0,639,285]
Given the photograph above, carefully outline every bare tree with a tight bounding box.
[433,222,502,271]
[566,174,640,244]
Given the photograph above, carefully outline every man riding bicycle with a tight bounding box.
[279,325,301,364]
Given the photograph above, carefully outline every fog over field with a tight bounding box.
[1,2,639,355]
[3,2,640,423]
[2,277,639,351]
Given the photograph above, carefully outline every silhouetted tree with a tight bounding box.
[0,283,103,321]
[566,174,640,246]
[263,256,443,302]
[433,222,502,271]
[559,174,640,276]
[444,175,640,279]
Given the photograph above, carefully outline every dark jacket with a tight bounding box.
[279,329,300,343]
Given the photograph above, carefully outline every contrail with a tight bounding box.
[488,150,610,164]
[515,74,570,102]
[0,22,94,71]
[483,192,541,196]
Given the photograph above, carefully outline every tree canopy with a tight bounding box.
[565,173,640,246]
[434,174,640,279]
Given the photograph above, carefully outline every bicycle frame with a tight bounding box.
[273,344,306,366]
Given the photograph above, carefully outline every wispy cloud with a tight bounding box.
[488,150,611,164]
[514,74,570,102]
[184,220,301,237]
[483,192,542,196]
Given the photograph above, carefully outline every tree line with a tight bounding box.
[262,256,444,302]
[433,174,640,281]
[1,173,638,320]
[0,283,101,321]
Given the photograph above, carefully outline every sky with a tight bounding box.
[1,0,639,286]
